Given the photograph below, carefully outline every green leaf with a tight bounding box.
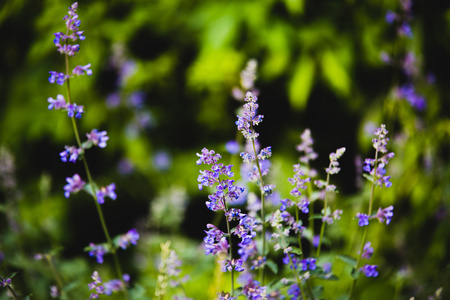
[84,183,98,197]
[266,260,279,274]
[321,50,351,97]
[363,173,374,182]
[289,246,303,256]
[288,54,315,110]
[336,254,357,268]
[309,214,324,220]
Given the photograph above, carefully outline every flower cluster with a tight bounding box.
[88,243,108,264]
[88,271,129,299]
[363,124,395,188]
[232,59,258,101]
[236,92,264,140]
[96,183,116,204]
[48,94,84,118]
[242,280,267,300]
[0,278,11,287]
[116,228,140,250]
[49,3,92,85]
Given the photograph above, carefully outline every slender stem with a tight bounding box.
[5,286,20,300]
[223,200,235,296]
[46,255,66,298]
[349,150,379,299]
[251,138,266,284]
[316,170,331,257]
[64,50,130,300]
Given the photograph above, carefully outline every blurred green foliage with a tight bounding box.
[1,0,450,299]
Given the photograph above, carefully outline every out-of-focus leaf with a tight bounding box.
[336,254,357,268]
[283,0,305,15]
[266,259,279,274]
[321,50,351,97]
[288,54,315,110]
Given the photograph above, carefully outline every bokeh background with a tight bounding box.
[1,0,450,299]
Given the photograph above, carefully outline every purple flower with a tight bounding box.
[48,94,67,110]
[96,183,116,204]
[53,2,85,56]
[385,10,397,24]
[242,280,267,300]
[64,173,85,198]
[86,129,109,148]
[326,147,346,175]
[48,71,66,85]
[66,103,84,118]
[72,63,92,76]
[398,22,413,38]
[103,279,124,295]
[196,148,222,165]
[236,91,264,140]
[360,264,379,277]
[356,212,369,227]
[298,198,310,214]
[0,278,11,287]
[220,258,245,272]
[88,243,107,264]
[395,83,426,110]
[313,235,320,248]
[300,257,316,271]
[60,145,82,163]
[375,205,394,225]
[296,129,318,164]
[225,140,240,154]
[362,242,374,259]
[287,284,301,300]
[288,164,311,197]
[117,228,140,249]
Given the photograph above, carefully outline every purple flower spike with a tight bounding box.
[64,173,85,198]
[356,212,369,227]
[375,205,394,225]
[86,129,109,148]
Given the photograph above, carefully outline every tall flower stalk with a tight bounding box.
[236,91,272,284]
[47,3,135,299]
[349,124,394,299]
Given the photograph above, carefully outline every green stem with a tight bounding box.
[64,50,130,300]
[223,201,235,296]
[251,138,266,284]
[349,150,379,299]
[45,255,66,298]
[316,170,331,257]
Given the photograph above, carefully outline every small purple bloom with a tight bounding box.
[360,264,379,277]
[96,183,116,204]
[64,173,85,198]
[385,10,397,24]
[375,205,394,225]
[66,103,84,118]
[362,242,374,259]
[287,284,301,300]
[48,94,67,110]
[225,140,240,154]
[48,71,66,85]
[72,63,92,76]
[117,228,140,249]
[86,129,109,148]
[298,198,310,214]
[356,212,369,227]
[88,243,107,264]
[60,145,82,163]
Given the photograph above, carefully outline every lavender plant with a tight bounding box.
[46,3,139,299]
[195,57,400,299]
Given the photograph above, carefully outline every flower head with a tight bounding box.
[356,212,369,227]
[375,205,394,225]
[48,94,67,110]
[236,92,264,140]
[86,129,109,148]
[117,228,140,249]
[360,264,379,277]
[64,173,85,198]
[88,243,108,264]
[96,183,116,204]
[362,242,374,259]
